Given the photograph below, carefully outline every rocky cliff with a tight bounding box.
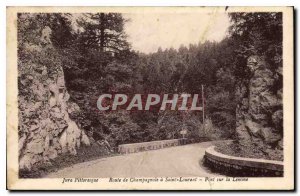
[236,55,283,150]
[18,15,90,170]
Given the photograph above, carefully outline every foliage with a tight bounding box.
[229,13,283,79]
[39,12,239,146]
[216,141,283,161]
[26,12,282,148]
[77,13,130,53]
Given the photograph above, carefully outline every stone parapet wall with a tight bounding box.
[204,146,283,177]
[118,139,186,154]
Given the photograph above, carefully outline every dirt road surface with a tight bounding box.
[47,141,223,178]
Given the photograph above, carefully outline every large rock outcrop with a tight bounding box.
[18,15,90,170]
[236,55,283,149]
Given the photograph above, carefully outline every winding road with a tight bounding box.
[47,141,223,178]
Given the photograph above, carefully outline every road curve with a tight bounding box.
[47,141,223,178]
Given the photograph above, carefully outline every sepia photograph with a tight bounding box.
[6,6,294,190]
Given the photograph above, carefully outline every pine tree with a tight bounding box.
[78,13,130,54]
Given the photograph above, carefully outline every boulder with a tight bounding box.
[26,139,44,154]
[259,127,281,144]
[272,110,283,130]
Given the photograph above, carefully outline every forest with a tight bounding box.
[18,12,283,152]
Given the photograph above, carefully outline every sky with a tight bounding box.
[124,12,231,54]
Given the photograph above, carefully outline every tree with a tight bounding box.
[229,13,282,73]
[78,13,130,53]
[50,13,75,49]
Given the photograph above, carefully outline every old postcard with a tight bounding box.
[7,6,294,190]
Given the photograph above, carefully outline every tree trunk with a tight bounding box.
[100,13,105,52]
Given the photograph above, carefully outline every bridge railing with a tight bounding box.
[118,138,187,154]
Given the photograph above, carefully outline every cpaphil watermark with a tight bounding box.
[97,94,204,111]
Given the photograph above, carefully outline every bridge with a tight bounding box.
[47,141,223,178]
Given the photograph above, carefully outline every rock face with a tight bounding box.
[18,15,90,170]
[236,56,283,149]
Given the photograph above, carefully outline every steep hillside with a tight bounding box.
[18,14,90,170]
